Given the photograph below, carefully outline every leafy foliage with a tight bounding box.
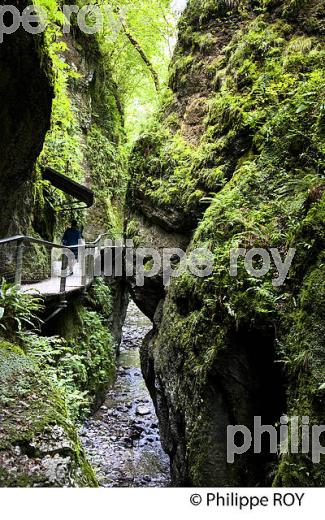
[20,304,116,420]
[97,0,177,140]
[0,281,43,336]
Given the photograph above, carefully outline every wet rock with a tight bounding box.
[129,425,144,440]
[28,425,73,456]
[0,346,96,487]
[122,437,133,447]
[136,405,150,416]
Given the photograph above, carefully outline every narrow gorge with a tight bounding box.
[0,0,324,489]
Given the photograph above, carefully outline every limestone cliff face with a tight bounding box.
[0,1,125,241]
[0,4,53,237]
[0,6,127,486]
[128,0,325,486]
[34,25,126,242]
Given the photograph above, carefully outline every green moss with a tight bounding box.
[129,0,325,485]
[125,219,142,246]
[85,125,127,237]
[130,4,324,224]
[129,123,201,222]
[22,296,116,419]
[273,259,325,486]
[30,0,127,240]
[0,340,97,487]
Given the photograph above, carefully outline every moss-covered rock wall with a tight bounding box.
[128,0,325,486]
[0,341,97,487]
[34,19,127,242]
[0,277,123,486]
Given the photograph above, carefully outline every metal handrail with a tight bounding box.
[0,232,115,293]
[85,232,110,248]
[0,232,126,291]
[84,233,125,249]
[0,233,104,250]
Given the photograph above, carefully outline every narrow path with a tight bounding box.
[80,301,170,487]
[21,262,88,296]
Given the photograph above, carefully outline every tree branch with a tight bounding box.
[121,22,160,93]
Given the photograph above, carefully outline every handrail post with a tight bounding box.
[0,232,109,293]
[94,245,101,278]
[15,239,24,288]
[84,249,92,286]
[86,253,90,285]
[60,250,68,293]
[89,247,95,283]
[79,240,86,287]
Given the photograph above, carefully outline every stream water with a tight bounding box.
[80,301,170,487]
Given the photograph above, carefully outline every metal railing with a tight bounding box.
[0,232,113,295]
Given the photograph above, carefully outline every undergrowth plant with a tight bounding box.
[19,302,116,421]
[0,280,43,337]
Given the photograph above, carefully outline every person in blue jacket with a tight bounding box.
[62,220,83,275]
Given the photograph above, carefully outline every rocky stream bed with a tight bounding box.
[79,302,170,487]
